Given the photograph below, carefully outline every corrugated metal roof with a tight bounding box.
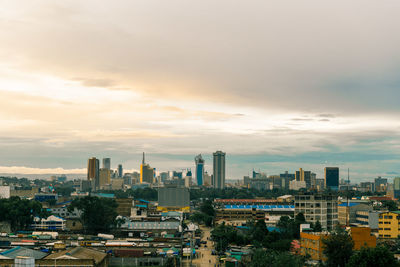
[0,247,48,259]
[338,203,360,207]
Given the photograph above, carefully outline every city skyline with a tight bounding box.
[1,1,400,181]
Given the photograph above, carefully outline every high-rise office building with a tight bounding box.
[213,151,226,189]
[325,167,339,190]
[295,168,312,189]
[374,177,388,192]
[102,158,111,170]
[117,164,123,178]
[87,157,100,190]
[195,154,205,186]
[140,152,154,183]
[394,177,400,198]
[280,171,295,189]
[99,168,111,188]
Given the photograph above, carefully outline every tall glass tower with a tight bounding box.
[195,154,205,186]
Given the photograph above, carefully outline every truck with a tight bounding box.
[97,233,114,240]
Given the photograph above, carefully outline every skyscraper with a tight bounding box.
[213,151,226,189]
[102,158,111,170]
[140,152,154,183]
[118,164,123,178]
[195,154,205,186]
[87,157,99,190]
[295,168,312,189]
[99,168,111,188]
[325,167,339,190]
[394,177,400,198]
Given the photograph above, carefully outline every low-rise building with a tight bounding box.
[350,227,376,250]
[378,211,400,238]
[355,210,383,230]
[338,203,372,225]
[215,208,266,226]
[44,247,108,267]
[115,198,133,217]
[31,215,66,231]
[300,232,328,261]
[0,186,10,199]
[301,227,376,262]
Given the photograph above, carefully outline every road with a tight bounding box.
[190,226,218,267]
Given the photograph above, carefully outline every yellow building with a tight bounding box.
[99,168,111,188]
[300,232,328,261]
[301,227,376,261]
[378,211,400,238]
[140,152,154,183]
[350,227,376,250]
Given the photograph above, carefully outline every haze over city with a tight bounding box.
[1,1,400,181]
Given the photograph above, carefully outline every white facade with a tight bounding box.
[289,180,306,190]
[295,194,338,231]
[31,215,66,231]
[0,186,10,199]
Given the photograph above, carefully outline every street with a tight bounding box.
[184,225,218,267]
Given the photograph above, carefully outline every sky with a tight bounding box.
[1,0,400,182]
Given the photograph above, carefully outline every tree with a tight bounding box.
[0,197,49,231]
[68,196,118,234]
[382,200,398,211]
[347,245,400,267]
[313,220,322,232]
[250,249,304,267]
[200,200,215,217]
[322,226,354,267]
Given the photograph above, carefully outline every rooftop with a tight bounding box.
[0,247,48,259]
[215,199,278,203]
[45,247,107,264]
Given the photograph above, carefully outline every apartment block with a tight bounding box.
[295,194,338,231]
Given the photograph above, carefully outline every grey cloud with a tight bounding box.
[2,1,400,114]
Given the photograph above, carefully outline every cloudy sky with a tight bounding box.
[1,0,400,182]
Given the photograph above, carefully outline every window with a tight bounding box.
[379,222,383,224]
[384,228,391,230]
[389,216,393,219]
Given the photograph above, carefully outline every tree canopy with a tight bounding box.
[0,196,49,231]
[68,196,120,234]
[347,245,400,267]
[322,226,354,267]
[250,249,305,267]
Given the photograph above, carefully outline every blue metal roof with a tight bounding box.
[338,202,360,207]
[224,204,294,210]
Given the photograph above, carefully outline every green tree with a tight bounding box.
[313,220,322,232]
[68,196,119,234]
[0,197,49,231]
[347,245,399,267]
[200,200,215,217]
[250,249,304,267]
[322,226,354,267]
[382,200,398,211]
